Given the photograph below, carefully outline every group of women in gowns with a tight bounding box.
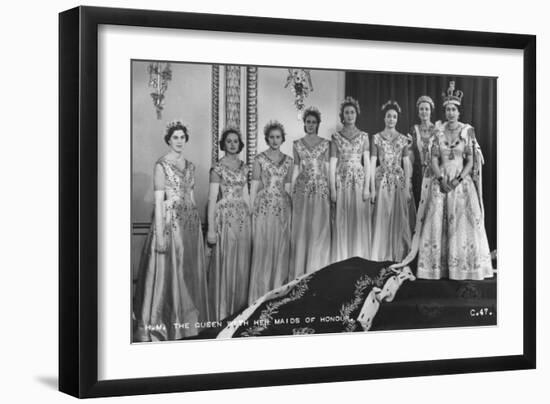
[133,81,494,342]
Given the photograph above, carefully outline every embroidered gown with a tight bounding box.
[416,124,493,280]
[409,123,438,207]
[208,161,252,320]
[371,132,413,262]
[248,152,293,304]
[133,157,208,342]
[289,138,331,279]
[331,130,372,261]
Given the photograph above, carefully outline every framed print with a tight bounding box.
[59,5,536,398]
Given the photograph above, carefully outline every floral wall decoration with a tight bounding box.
[284,68,314,117]
[148,62,172,119]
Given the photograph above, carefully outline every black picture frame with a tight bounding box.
[59,5,536,398]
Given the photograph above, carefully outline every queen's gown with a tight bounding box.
[331,130,372,261]
[289,138,331,279]
[208,161,252,320]
[133,157,208,342]
[248,152,293,304]
[371,132,413,262]
[416,123,493,280]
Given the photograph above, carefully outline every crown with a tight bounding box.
[165,119,187,134]
[416,95,435,110]
[340,96,361,115]
[442,81,464,107]
[302,105,322,121]
[381,99,402,113]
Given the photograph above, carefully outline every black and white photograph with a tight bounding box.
[2,0,546,401]
[131,61,497,342]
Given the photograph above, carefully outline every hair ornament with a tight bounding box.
[340,96,361,115]
[263,120,285,134]
[302,106,322,121]
[165,119,188,134]
[416,95,435,110]
[381,100,402,113]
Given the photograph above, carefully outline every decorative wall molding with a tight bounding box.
[132,222,207,235]
[211,65,220,164]
[132,222,150,236]
[246,66,258,182]
[225,65,241,129]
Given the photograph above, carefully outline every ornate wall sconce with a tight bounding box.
[148,62,172,119]
[284,68,313,116]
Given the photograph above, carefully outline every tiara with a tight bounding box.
[416,95,435,110]
[340,96,361,115]
[165,120,188,134]
[381,100,402,113]
[302,106,322,120]
[442,81,464,106]
[263,120,285,134]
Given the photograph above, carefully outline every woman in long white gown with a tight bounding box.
[329,97,372,261]
[289,107,331,279]
[370,100,413,262]
[248,121,293,304]
[207,128,252,320]
[133,121,208,342]
[411,82,493,280]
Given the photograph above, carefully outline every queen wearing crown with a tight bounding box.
[133,121,209,342]
[412,81,493,280]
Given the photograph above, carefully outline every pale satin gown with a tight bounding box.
[416,126,493,280]
[208,161,252,320]
[248,152,293,304]
[133,157,208,342]
[371,133,413,262]
[331,130,372,261]
[289,138,331,279]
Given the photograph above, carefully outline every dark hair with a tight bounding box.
[263,121,286,144]
[302,109,321,134]
[443,102,463,116]
[339,99,360,124]
[164,123,189,145]
[382,103,401,118]
[220,128,245,153]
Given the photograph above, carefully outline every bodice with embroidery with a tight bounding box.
[411,123,438,178]
[253,152,292,218]
[293,138,330,199]
[158,157,201,232]
[373,133,409,190]
[212,161,249,232]
[432,124,472,177]
[332,131,369,190]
